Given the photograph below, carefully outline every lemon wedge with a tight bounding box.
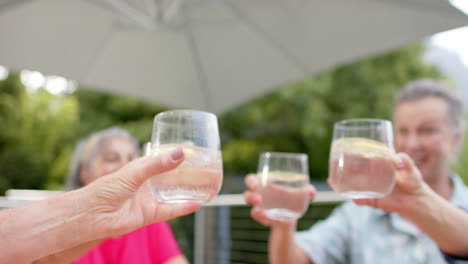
[333,138,394,158]
[259,171,307,181]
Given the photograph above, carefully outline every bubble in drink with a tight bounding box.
[150,144,223,203]
[258,171,309,220]
[329,138,396,199]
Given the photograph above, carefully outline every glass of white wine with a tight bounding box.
[148,110,223,204]
[257,152,310,220]
[328,118,396,199]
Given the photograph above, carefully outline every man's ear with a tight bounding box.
[452,130,462,150]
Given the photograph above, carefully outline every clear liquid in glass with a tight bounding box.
[150,144,223,203]
[258,171,309,220]
[329,137,395,199]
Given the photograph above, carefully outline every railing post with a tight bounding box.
[193,207,206,264]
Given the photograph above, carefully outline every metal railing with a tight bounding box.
[0,190,345,264]
[0,189,344,209]
[192,192,344,264]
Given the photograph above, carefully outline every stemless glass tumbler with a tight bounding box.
[328,118,396,199]
[257,152,310,220]
[148,110,223,204]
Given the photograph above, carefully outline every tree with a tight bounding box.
[0,74,79,192]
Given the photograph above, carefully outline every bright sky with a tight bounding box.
[0,65,8,80]
[431,26,468,67]
[430,0,468,67]
[20,70,45,93]
[14,70,76,95]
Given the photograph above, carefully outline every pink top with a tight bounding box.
[73,222,182,264]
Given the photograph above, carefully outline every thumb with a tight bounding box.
[393,152,423,189]
[120,147,185,189]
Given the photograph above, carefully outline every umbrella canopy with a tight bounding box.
[0,0,467,113]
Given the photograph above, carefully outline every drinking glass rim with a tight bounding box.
[154,109,217,120]
[260,152,308,160]
[334,118,391,129]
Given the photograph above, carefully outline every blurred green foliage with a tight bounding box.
[0,75,166,192]
[1,43,463,194]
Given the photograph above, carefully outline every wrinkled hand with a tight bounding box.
[84,148,201,239]
[243,174,316,227]
[353,152,430,214]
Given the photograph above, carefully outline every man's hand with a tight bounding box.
[244,174,316,227]
[353,153,430,215]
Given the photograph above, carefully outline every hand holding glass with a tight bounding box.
[148,110,223,204]
[257,152,310,220]
[328,119,396,199]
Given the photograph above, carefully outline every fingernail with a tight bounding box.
[171,147,184,161]
[395,155,404,169]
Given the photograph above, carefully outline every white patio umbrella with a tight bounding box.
[0,0,467,113]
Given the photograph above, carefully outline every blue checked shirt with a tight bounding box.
[295,175,468,264]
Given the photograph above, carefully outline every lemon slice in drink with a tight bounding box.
[262,171,307,182]
[151,145,195,157]
[353,140,392,153]
[333,138,394,159]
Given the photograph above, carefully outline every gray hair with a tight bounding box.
[66,127,139,190]
[395,79,464,132]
